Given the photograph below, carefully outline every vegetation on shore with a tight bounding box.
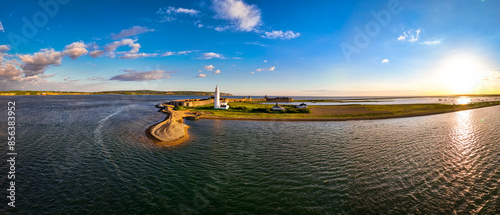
[182,101,500,120]
[293,95,500,103]
[0,90,232,96]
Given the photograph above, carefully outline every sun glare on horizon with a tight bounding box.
[435,54,489,94]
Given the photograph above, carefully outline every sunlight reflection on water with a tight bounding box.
[456,97,473,105]
[449,110,478,187]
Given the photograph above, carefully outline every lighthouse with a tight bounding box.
[214,85,220,109]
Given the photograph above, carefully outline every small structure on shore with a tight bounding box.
[271,103,285,111]
[219,102,229,109]
[295,103,307,108]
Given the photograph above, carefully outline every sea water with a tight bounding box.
[0,95,498,214]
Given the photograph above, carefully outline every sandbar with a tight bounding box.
[146,106,195,146]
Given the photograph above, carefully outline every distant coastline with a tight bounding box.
[0,90,233,96]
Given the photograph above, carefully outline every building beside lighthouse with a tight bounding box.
[214,85,229,110]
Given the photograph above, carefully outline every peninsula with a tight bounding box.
[191,101,500,121]
[146,105,198,145]
[146,86,500,145]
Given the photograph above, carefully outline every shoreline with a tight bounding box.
[196,103,500,122]
[146,102,500,146]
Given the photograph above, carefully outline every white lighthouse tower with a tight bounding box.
[214,85,221,109]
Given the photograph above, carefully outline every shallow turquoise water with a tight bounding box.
[0,95,498,214]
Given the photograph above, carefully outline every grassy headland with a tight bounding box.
[184,101,500,121]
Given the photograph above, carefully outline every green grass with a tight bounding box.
[188,102,312,119]
[186,101,500,120]
[293,99,381,103]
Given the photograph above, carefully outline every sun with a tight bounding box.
[436,54,488,94]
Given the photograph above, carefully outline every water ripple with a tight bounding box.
[0,96,498,214]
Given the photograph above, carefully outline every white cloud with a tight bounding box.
[162,51,175,56]
[0,61,23,81]
[420,40,441,45]
[213,69,221,74]
[199,52,225,59]
[204,65,215,71]
[111,26,155,40]
[175,8,200,15]
[256,66,275,71]
[89,50,105,58]
[398,29,420,42]
[18,48,65,77]
[245,41,267,47]
[157,6,200,22]
[0,45,10,63]
[161,50,193,56]
[0,45,10,52]
[196,73,207,78]
[63,41,88,60]
[90,39,141,58]
[263,60,267,62]
[251,71,254,74]
[262,30,300,40]
[381,59,389,63]
[118,53,158,59]
[194,20,204,28]
[215,26,231,32]
[106,39,140,54]
[177,50,193,55]
[162,6,200,16]
[90,39,192,59]
[0,22,4,32]
[110,69,171,81]
[212,0,262,32]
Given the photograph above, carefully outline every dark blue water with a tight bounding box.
[0,95,499,214]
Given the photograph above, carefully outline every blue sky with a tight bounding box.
[1,0,499,96]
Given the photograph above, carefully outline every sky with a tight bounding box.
[0,0,499,96]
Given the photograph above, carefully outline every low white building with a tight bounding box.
[219,102,230,110]
[295,103,307,108]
